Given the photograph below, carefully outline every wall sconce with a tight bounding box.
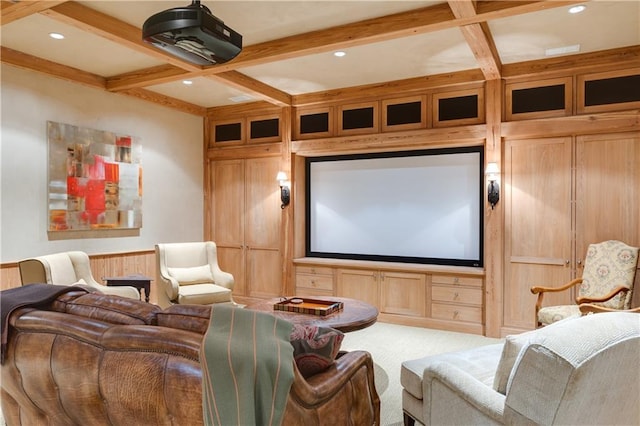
[485,162,500,209]
[276,171,291,209]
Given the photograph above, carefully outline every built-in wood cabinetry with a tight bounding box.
[295,266,334,297]
[431,275,483,325]
[503,131,640,333]
[337,269,428,315]
[294,260,484,334]
[203,60,639,338]
[209,157,283,298]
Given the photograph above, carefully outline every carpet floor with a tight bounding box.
[340,322,503,426]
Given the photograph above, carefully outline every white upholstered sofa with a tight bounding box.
[18,251,140,299]
[401,312,640,425]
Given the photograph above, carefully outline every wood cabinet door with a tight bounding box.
[210,159,246,295]
[379,271,426,316]
[245,157,282,297]
[504,137,573,330]
[576,132,640,259]
[337,269,380,307]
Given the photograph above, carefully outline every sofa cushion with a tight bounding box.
[401,343,503,400]
[493,330,536,394]
[494,316,582,394]
[177,283,231,305]
[167,265,214,285]
[504,312,640,425]
[290,324,344,378]
[157,304,212,334]
[62,293,162,325]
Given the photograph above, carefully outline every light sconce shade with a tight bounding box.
[276,171,291,209]
[485,162,500,209]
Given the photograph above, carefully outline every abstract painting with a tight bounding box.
[48,121,142,232]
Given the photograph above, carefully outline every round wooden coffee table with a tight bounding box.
[246,296,378,332]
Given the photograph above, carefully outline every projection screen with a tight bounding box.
[306,147,483,267]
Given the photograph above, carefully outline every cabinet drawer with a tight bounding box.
[296,266,334,276]
[295,287,333,297]
[431,286,482,306]
[296,274,334,291]
[431,275,482,287]
[431,303,482,323]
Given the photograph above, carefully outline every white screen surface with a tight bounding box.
[307,149,482,266]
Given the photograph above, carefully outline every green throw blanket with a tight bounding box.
[200,305,294,426]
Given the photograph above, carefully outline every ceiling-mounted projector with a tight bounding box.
[142,0,242,66]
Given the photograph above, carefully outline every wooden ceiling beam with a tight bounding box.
[292,69,486,107]
[40,1,289,106]
[107,0,574,91]
[502,45,640,79]
[207,72,292,107]
[119,88,207,117]
[105,64,193,91]
[448,1,502,80]
[1,0,67,26]
[0,46,205,116]
[0,46,105,88]
[40,2,202,72]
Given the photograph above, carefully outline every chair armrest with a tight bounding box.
[212,269,234,291]
[579,303,640,315]
[423,362,505,425]
[157,272,180,301]
[290,350,379,411]
[530,278,583,295]
[576,285,629,304]
[96,285,140,300]
[531,278,583,319]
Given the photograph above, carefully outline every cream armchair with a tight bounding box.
[18,251,140,299]
[401,312,640,426]
[155,241,235,309]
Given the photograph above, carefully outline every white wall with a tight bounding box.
[0,64,205,262]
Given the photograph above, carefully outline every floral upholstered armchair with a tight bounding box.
[531,240,639,327]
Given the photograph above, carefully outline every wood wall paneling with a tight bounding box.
[504,137,574,330]
[575,132,640,252]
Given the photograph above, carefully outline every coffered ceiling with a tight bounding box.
[1,1,638,116]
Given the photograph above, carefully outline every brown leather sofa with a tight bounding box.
[1,290,380,425]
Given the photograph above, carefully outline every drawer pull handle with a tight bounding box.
[453,277,460,284]
[453,310,459,318]
[453,292,459,300]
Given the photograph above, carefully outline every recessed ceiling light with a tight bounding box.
[334,51,346,57]
[49,32,65,40]
[182,80,193,85]
[568,5,586,14]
